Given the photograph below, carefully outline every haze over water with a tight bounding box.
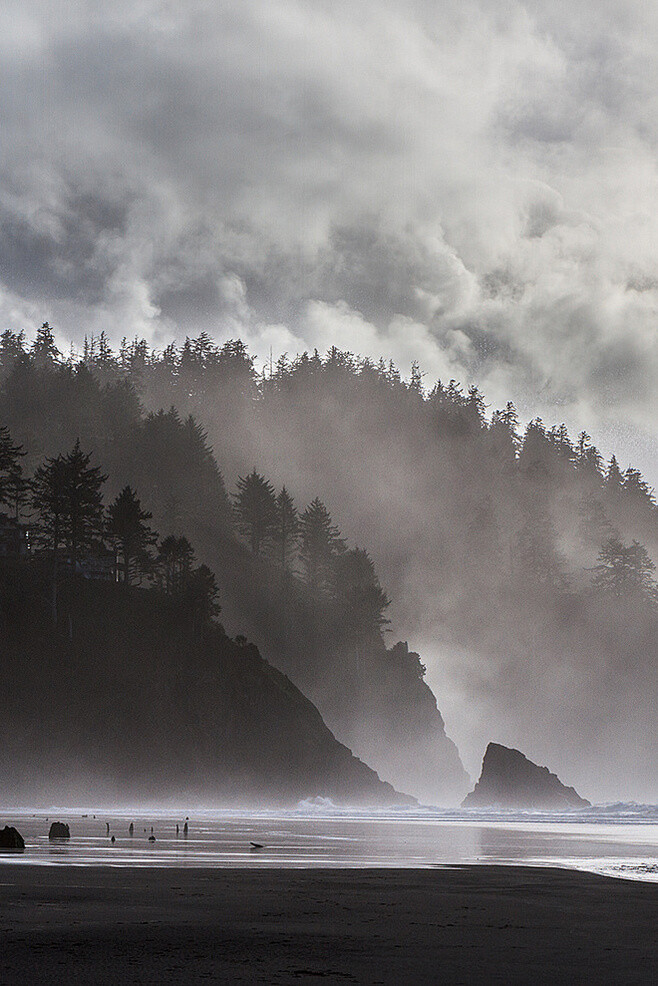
[3,803,657,884]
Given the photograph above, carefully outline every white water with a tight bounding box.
[1,802,657,882]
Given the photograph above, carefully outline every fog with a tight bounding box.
[0,1,657,805]
[239,385,655,803]
[0,1,657,489]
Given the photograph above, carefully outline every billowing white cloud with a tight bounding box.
[0,0,657,481]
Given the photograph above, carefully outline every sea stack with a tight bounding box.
[0,825,25,851]
[48,821,71,839]
[462,743,590,809]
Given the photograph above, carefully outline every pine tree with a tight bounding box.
[465,385,486,430]
[107,486,157,584]
[233,470,277,556]
[622,467,655,506]
[272,486,299,573]
[31,441,106,566]
[0,426,24,507]
[180,563,220,639]
[592,537,658,603]
[155,535,195,594]
[3,463,30,521]
[30,455,69,554]
[576,431,603,477]
[547,423,574,462]
[299,497,345,592]
[489,402,520,468]
[0,330,26,376]
[30,453,70,622]
[335,547,391,636]
[518,418,552,483]
[408,361,424,395]
[606,455,624,493]
[59,441,107,568]
[31,322,60,367]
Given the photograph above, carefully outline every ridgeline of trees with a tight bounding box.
[2,323,656,614]
[2,322,657,800]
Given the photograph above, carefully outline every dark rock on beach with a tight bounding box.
[462,742,591,809]
[48,822,71,839]
[0,825,25,851]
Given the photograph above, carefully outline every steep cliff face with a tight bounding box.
[211,547,470,806]
[462,743,590,809]
[0,569,411,806]
[311,640,469,806]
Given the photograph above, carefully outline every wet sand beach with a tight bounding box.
[1,864,656,984]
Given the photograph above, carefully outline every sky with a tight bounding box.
[1,0,657,485]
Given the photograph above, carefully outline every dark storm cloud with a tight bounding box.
[0,0,656,481]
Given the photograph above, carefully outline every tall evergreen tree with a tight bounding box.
[31,322,60,367]
[622,467,655,506]
[233,470,277,556]
[299,497,345,592]
[606,455,624,493]
[156,535,195,594]
[547,423,574,462]
[31,442,106,565]
[335,547,391,636]
[107,486,157,584]
[180,563,221,640]
[0,426,24,508]
[0,330,26,378]
[3,463,30,521]
[59,441,107,567]
[592,537,658,603]
[30,453,69,622]
[576,431,603,477]
[272,486,299,573]
[30,455,69,554]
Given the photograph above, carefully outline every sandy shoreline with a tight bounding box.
[1,863,656,984]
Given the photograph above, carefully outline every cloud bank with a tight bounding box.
[0,0,657,480]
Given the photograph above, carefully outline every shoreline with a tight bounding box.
[1,863,657,984]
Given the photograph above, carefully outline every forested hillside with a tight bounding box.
[0,563,407,806]
[0,325,467,803]
[1,324,656,800]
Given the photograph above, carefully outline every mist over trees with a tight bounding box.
[1,326,657,800]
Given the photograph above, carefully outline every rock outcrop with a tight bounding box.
[0,825,25,851]
[0,570,413,807]
[318,640,469,806]
[462,743,590,809]
[48,822,71,839]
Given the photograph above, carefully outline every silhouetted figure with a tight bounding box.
[150,826,154,834]
[129,822,134,836]
[183,821,188,837]
[110,835,116,844]
[176,824,179,836]
[106,822,110,835]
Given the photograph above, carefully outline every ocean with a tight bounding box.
[2,801,657,881]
